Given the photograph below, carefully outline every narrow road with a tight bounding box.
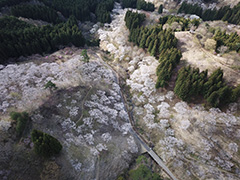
[96,52,178,180]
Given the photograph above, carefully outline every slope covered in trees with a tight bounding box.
[124,10,146,30]
[11,4,62,24]
[0,0,28,8]
[178,2,240,25]
[158,4,163,14]
[31,129,62,157]
[0,0,118,63]
[2,0,115,23]
[10,111,30,136]
[213,30,240,53]
[38,0,115,23]
[136,0,154,11]
[122,0,155,11]
[0,16,85,63]
[95,0,115,23]
[174,66,240,107]
[125,10,181,88]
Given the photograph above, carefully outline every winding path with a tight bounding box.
[96,52,178,180]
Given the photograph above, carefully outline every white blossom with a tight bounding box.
[84,133,94,145]
[101,133,112,142]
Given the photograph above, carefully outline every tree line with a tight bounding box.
[125,10,182,88]
[10,111,30,136]
[11,4,62,24]
[136,0,154,11]
[213,30,240,53]
[174,66,240,107]
[0,0,117,63]
[159,15,200,31]
[31,129,62,157]
[95,0,115,23]
[124,10,146,30]
[3,0,116,23]
[178,2,240,25]
[122,0,155,11]
[0,0,28,8]
[38,0,115,23]
[0,16,85,63]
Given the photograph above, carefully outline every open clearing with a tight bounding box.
[175,31,240,86]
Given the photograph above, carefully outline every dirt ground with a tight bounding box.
[217,0,240,8]
[175,31,240,86]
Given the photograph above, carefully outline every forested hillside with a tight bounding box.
[0,0,28,8]
[178,2,240,25]
[174,66,240,107]
[0,16,85,62]
[214,30,240,53]
[0,0,118,63]
[11,4,62,24]
[122,0,155,11]
[37,0,115,23]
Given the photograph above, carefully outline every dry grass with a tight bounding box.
[175,31,240,86]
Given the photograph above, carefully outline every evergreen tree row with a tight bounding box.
[136,0,155,11]
[214,30,240,53]
[174,66,240,107]
[10,111,30,136]
[178,2,240,25]
[124,10,146,30]
[95,0,115,23]
[158,4,163,14]
[38,0,115,23]
[0,16,85,63]
[38,0,98,21]
[122,0,137,8]
[155,48,182,88]
[3,0,116,23]
[0,0,28,8]
[125,11,182,88]
[11,4,62,24]
[122,0,155,11]
[31,129,62,157]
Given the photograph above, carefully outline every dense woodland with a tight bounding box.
[10,111,30,136]
[31,129,62,157]
[125,10,182,88]
[136,0,154,11]
[0,16,85,63]
[178,2,240,25]
[11,4,62,24]
[0,0,115,23]
[124,10,146,30]
[122,0,155,11]
[213,30,240,53]
[0,0,28,8]
[38,0,115,23]
[0,0,118,63]
[174,66,240,107]
[158,4,163,14]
